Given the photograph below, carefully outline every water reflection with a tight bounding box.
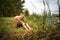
[46,17,59,24]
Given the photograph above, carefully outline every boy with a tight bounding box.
[13,13,32,32]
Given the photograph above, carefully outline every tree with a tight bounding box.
[24,9,29,16]
[42,0,47,30]
[55,0,60,31]
[58,0,60,23]
[0,0,25,17]
[46,0,51,17]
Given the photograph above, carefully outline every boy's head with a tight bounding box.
[19,13,25,20]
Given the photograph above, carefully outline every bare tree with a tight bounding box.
[46,0,51,17]
[56,0,60,30]
[43,0,47,30]
[57,0,60,23]
[58,0,60,23]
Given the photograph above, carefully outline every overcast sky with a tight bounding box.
[24,0,59,15]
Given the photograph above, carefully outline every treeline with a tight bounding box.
[0,0,25,17]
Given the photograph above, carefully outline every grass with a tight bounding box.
[0,17,40,40]
[0,16,59,40]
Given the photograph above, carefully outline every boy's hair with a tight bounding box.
[19,13,25,18]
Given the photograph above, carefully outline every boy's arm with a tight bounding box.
[13,22,17,28]
[13,19,19,28]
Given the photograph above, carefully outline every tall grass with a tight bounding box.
[0,15,59,40]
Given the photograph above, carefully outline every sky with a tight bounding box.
[24,0,59,15]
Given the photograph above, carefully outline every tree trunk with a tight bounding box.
[58,0,60,23]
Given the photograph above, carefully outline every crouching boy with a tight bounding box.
[13,13,32,32]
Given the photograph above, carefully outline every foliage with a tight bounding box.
[0,14,59,40]
[0,14,60,40]
[24,9,29,16]
[0,0,25,17]
[0,0,60,40]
